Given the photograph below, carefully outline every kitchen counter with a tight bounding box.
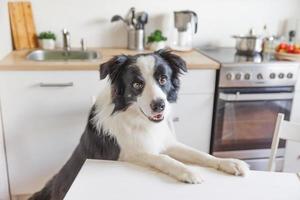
[64,159,300,200]
[0,48,219,71]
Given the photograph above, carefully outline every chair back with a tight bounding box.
[268,113,300,171]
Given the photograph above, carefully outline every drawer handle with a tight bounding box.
[173,117,180,122]
[39,82,74,87]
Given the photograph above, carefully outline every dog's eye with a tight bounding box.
[158,75,167,85]
[132,82,144,90]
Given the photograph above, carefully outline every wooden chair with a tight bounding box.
[268,113,300,173]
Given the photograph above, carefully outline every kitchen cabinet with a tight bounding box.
[173,94,214,152]
[0,69,215,198]
[0,103,10,200]
[174,69,215,152]
[0,71,102,198]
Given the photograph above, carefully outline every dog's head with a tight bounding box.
[100,49,187,123]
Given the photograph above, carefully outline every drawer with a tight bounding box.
[179,69,216,94]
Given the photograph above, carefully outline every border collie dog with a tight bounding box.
[30,50,248,200]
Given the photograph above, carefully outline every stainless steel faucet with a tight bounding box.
[62,28,71,52]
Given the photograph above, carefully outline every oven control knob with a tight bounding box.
[235,73,242,80]
[244,73,251,80]
[257,73,263,80]
[269,73,276,79]
[278,73,285,79]
[226,73,233,80]
[287,73,293,79]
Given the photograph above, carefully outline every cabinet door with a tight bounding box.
[0,71,102,196]
[0,104,10,200]
[283,141,300,172]
[172,94,214,152]
[285,92,300,172]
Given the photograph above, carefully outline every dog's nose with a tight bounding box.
[150,99,165,113]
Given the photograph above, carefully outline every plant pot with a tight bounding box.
[39,39,56,50]
[148,41,166,51]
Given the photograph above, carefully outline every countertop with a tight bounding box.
[64,159,300,200]
[0,48,220,71]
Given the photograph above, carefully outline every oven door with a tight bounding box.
[212,87,293,155]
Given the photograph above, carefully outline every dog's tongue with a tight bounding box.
[153,113,163,120]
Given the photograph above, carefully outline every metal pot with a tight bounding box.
[233,29,264,55]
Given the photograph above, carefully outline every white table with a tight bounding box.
[65,159,300,200]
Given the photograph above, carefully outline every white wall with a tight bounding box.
[1,0,299,52]
[0,0,12,59]
[30,0,300,48]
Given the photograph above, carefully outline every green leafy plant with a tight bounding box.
[147,30,167,43]
[38,31,56,40]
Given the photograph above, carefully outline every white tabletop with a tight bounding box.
[65,159,300,200]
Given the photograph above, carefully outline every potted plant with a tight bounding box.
[147,30,167,51]
[38,31,56,50]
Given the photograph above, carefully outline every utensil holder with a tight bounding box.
[128,29,145,51]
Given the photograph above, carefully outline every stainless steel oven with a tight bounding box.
[213,87,293,171]
[201,48,300,171]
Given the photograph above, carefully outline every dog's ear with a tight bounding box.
[99,55,128,81]
[155,49,187,73]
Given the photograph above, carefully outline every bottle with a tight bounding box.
[288,30,296,44]
[262,25,274,53]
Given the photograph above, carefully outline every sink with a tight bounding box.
[27,50,100,61]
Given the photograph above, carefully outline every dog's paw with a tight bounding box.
[218,158,249,176]
[176,168,203,184]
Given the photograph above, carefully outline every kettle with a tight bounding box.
[172,10,198,51]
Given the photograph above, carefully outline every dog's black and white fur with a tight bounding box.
[29,50,249,200]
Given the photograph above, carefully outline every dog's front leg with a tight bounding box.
[127,153,203,184]
[164,142,249,176]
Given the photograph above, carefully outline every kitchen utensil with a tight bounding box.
[136,12,148,30]
[128,28,135,50]
[111,15,128,25]
[232,29,263,55]
[111,8,148,50]
[172,10,198,51]
[8,1,38,50]
[130,7,136,27]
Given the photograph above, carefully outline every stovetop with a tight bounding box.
[199,47,281,64]
[199,48,300,88]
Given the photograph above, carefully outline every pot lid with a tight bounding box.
[232,28,263,39]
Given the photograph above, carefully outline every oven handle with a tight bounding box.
[219,92,294,101]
